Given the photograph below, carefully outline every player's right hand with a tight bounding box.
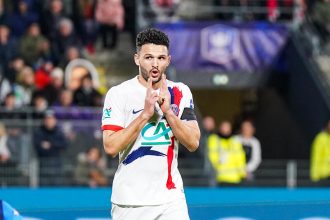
[142,78,159,119]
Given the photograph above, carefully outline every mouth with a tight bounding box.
[150,69,160,78]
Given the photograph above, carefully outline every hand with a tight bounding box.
[158,74,171,114]
[141,78,159,119]
[41,141,51,150]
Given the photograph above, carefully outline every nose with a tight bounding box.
[151,58,158,68]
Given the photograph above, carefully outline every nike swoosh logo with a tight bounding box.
[132,109,144,114]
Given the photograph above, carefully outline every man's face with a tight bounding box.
[241,121,255,137]
[44,116,57,130]
[219,122,232,136]
[134,43,171,84]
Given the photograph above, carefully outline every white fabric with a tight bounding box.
[234,135,262,173]
[111,198,189,220]
[102,76,194,206]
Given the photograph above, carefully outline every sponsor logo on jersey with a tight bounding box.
[132,108,144,114]
[122,121,172,165]
[102,107,112,120]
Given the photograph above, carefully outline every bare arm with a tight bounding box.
[103,78,159,157]
[164,110,200,152]
[159,75,200,152]
[103,114,150,157]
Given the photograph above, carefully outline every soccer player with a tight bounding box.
[102,28,200,219]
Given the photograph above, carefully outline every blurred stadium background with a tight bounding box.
[1,0,330,219]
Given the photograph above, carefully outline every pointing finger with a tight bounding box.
[148,77,152,88]
[146,77,152,95]
[162,74,167,91]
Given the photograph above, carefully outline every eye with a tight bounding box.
[145,56,152,60]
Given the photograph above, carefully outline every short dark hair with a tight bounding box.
[136,28,170,52]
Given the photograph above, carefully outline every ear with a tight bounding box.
[134,53,139,66]
[167,55,171,66]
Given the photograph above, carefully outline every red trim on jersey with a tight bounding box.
[166,136,176,190]
[102,125,123,131]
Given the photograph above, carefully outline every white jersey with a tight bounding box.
[102,76,195,206]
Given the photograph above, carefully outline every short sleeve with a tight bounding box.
[101,86,125,131]
[182,84,195,110]
[180,84,197,121]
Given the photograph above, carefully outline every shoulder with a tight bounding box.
[233,135,242,141]
[167,80,192,98]
[106,77,136,96]
[315,131,329,141]
[208,133,219,141]
[167,80,190,91]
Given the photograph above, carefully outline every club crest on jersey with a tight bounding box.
[102,107,112,120]
[171,104,179,116]
[168,86,183,116]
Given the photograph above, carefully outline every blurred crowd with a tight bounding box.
[0,0,130,112]
[0,0,329,187]
[201,116,262,186]
[202,116,330,186]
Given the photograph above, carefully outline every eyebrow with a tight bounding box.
[143,54,168,57]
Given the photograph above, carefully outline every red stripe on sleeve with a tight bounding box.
[101,125,123,131]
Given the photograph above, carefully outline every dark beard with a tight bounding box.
[141,67,163,84]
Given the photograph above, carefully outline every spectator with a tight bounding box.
[13,66,35,107]
[95,0,124,49]
[122,0,136,47]
[40,67,64,105]
[33,110,68,186]
[267,0,280,22]
[0,93,23,120]
[19,22,50,67]
[234,120,262,181]
[51,88,80,117]
[64,58,100,91]
[0,68,12,104]
[52,17,81,64]
[31,93,48,119]
[149,0,179,22]
[40,0,67,41]
[34,60,54,90]
[202,116,216,136]
[0,24,17,78]
[201,116,216,181]
[73,74,102,106]
[72,0,98,53]
[51,88,85,154]
[0,122,22,186]
[74,146,108,187]
[0,122,11,165]
[310,119,330,182]
[9,0,38,37]
[0,0,10,26]
[6,56,25,84]
[207,120,246,185]
[0,121,21,164]
[59,46,81,69]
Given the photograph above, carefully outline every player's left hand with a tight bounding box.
[158,74,171,114]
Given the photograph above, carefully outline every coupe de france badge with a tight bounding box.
[201,24,240,65]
